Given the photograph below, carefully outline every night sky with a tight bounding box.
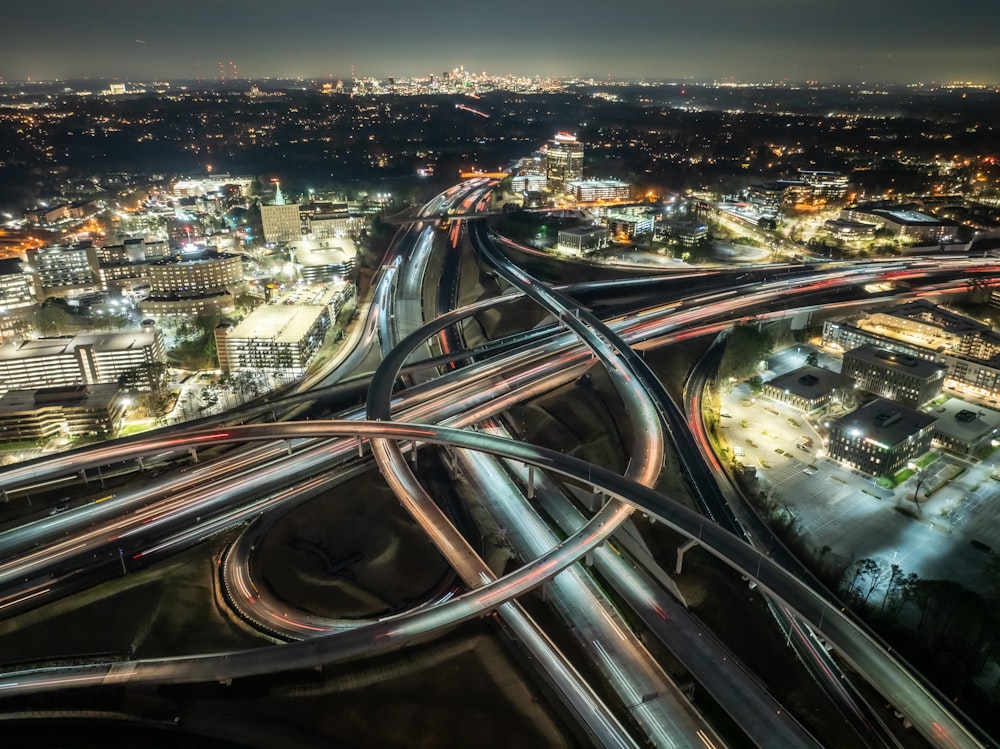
[4,0,999,84]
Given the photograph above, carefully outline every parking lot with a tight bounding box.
[716,345,999,590]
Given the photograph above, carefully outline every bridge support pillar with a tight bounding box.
[79,469,88,484]
[188,447,199,464]
[676,539,699,575]
[527,465,535,499]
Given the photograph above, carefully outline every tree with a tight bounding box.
[805,351,819,367]
[842,557,891,606]
[720,321,775,380]
[859,557,892,606]
[35,303,73,336]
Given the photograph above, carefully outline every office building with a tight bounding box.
[566,179,630,203]
[823,301,1000,402]
[556,226,609,255]
[0,258,38,341]
[605,205,659,239]
[545,133,584,191]
[840,203,957,243]
[657,220,708,247]
[841,345,946,409]
[827,398,936,477]
[260,183,302,244]
[823,218,878,241]
[798,169,850,200]
[762,366,854,412]
[0,383,126,443]
[511,173,548,193]
[139,247,243,317]
[26,243,102,298]
[301,201,359,238]
[928,399,1000,457]
[215,304,331,376]
[746,180,812,213]
[0,326,166,395]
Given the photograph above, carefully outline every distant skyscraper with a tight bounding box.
[545,133,584,191]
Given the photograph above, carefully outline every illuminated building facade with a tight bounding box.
[545,133,584,191]
[929,399,1000,457]
[840,203,957,242]
[260,184,301,244]
[139,248,242,317]
[0,327,166,395]
[841,345,946,409]
[823,301,1000,401]
[0,384,126,443]
[215,305,331,376]
[827,398,935,477]
[762,366,854,412]
[556,226,609,255]
[0,259,38,341]
[798,170,850,200]
[567,179,630,202]
[26,243,102,298]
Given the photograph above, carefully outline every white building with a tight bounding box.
[0,326,167,395]
[566,179,631,203]
[215,305,331,376]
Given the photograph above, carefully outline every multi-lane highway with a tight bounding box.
[0,180,998,748]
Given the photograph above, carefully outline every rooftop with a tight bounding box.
[0,383,121,413]
[843,344,947,380]
[0,329,160,362]
[225,304,327,343]
[764,365,853,398]
[929,398,1000,444]
[832,397,937,447]
[290,238,358,267]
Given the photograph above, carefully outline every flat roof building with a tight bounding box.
[605,205,659,239]
[824,218,878,240]
[762,365,854,412]
[842,344,946,409]
[841,203,958,243]
[0,258,37,342]
[928,398,1000,457]
[26,243,102,299]
[289,238,358,283]
[215,304,331,376]
[567,179,630,203]
[556,225,609,255]
[827,398,936,477]
[0,326,166,395]
[0,383,126,443]
[798,170,850,200]
[821,301,1000,402]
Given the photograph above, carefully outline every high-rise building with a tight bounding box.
[545,133,584,191]
[260,182,302,244]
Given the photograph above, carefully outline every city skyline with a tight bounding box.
[3,0,999,84]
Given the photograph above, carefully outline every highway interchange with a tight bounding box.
[0,178,998,748]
